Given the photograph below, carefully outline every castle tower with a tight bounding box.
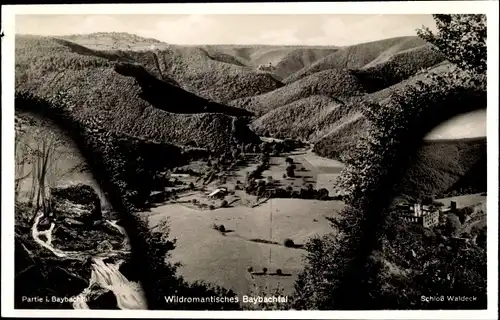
[414,203,422,217]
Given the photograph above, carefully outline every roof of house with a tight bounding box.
[208,188,227,197]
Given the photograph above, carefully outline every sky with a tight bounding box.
[15,14,437,46]
[427,110,486,140]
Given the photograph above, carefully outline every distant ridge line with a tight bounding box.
[16,32,421,48]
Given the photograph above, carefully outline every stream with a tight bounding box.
[31,211,148,309]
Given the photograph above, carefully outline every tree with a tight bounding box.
[231,148,239,161]
[417,14,486,75]
[421,195,435,205]
[317,188,329,200]
[29,130,57,215]
[15,119,32,202]
[272,143,282,156]
[14,115,89,219]
[220,200,229,208]
[257,185,266,197]
[440,213,462,240]
[414,238,486,309]
[284,238,295,247]
[286,164,295,178]
[260,142,270,154]
[476,226,487,249]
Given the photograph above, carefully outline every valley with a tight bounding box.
[13,25,487,310]
[143,147,346,299]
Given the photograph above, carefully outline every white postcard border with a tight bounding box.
[2,2,498,319]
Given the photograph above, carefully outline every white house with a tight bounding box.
[207,187,228,199]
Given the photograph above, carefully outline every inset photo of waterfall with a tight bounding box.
[14,112,147,310]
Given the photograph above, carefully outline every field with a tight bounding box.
[144,149,346,299]
[435,193,486,210]
[145,199,344,299]
[303,152,345,195]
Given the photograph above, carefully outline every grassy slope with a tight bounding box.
[284,36,427,84]
[55,33,284,103]
[312,113,370,159]
[204,45,298,67]
[62,34,334,69]
[250,95,349,141]
[201,45,338,85]
[203,44,337,67]
[271,47,339,80]
[351,44,446,93]
[245,45,473,199]
[247,43,448,145]
[231,69,366,115]
[251,62,452,158]
[60,32,165,51]
[15,35,257,153]
[146,198,345,297]
[147,46,284,103]
[399,137,487,199]
[312,62,455,159]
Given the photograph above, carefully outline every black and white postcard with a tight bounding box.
[1,2,498,319]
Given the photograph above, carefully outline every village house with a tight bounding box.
[149,190,168,203]
[207,187,228,199]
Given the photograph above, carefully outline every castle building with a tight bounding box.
[397,202,440,228]
[398,194,487,229]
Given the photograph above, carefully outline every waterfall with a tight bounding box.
[31,211,147,309]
